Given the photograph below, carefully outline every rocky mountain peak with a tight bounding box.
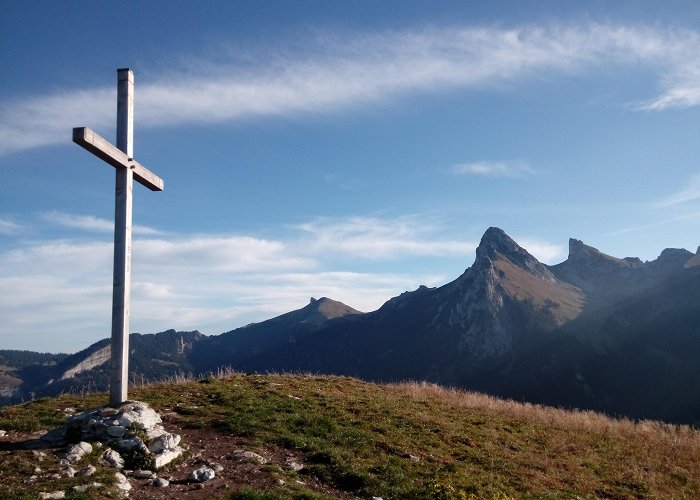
[474,227,554,281]
[568,238,600,261]
[565,238,634,271]
[475,227,521,259]
[297,297,362,325]
[656,247,694,264]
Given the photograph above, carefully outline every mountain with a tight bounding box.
[188,297,362,371]
[0,330,204,405]
[190,227,700,424]
[4,228,699,425]
[191,227,587,378]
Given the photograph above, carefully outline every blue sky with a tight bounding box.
[1,1,700,353]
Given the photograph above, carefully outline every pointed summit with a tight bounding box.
[303,297,362,323]
[476,227,521,258]
[262,297,363,328]
[474,227,553,280]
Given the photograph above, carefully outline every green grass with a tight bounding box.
[1,373,698,499]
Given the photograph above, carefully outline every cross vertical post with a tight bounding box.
[73,68,164,407]
[111,68,135,405]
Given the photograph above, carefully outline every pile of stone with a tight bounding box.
[42,401,184,470]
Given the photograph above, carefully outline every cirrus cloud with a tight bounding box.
[451,160,535,178]
[1,23,700,156]
[657,173,700,207]
[293,215,476,259]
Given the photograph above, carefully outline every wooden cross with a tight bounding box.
[73,68,164,406]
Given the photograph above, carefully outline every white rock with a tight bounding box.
[66,441,93,462]
[130,406,162,430]
[153,446,183,469]
[103,448,125,468]
[38,492,65,499]
[73,482,103,492]
[60,466,76,478]
[190,466,216,482]
[149,432,180,453]
[230,449,268,464]
[117,411,138,428]
[132,469,156,479]
[286,460,304,472]
[114,472,132,493]
[75,465,97,477]
[0,430,7,437]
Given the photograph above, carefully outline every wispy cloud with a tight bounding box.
[0,217,22,235]
[294,215,476,259]
[136,236,313,273]
[42,211,163,235]
[516,237,566,264]
[656,173,700,206]
[606,211,700,236]
[2,23,700,156]
[451,160,534,178]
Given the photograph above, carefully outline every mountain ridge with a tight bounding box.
[2,227,699,425]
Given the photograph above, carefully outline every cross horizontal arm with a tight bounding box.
[73,127,164,191]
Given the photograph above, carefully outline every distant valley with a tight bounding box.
[2,227,699,425]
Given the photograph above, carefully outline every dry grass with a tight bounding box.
[394,381,700,454]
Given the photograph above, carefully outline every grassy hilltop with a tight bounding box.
[0,373,698,499]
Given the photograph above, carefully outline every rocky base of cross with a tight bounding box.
[41,401,184,471]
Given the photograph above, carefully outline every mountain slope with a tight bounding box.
[0,330,204,405]
[189,297,362,372]
[1,374,698,499]
[4,227,699,424]
[203,228,587,381]
[190,227,700,424]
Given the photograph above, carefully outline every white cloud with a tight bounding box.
[294,215,476,259]
[41,211,164,235]
[0,214,473,351]
[0,87,114,155]
[516,238,566,264]
[0,218,22,235]
[657,173,700,206]
[2,23,700,155]
[451,160,534,178]
[135,236,313,273]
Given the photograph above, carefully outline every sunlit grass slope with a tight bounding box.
[1,373,698,499]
